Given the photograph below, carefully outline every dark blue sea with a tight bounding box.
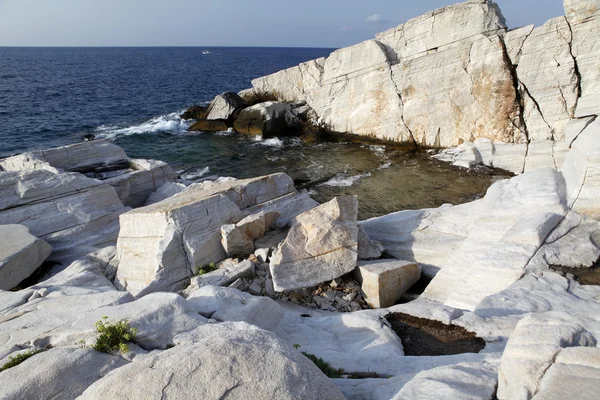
[0,47,501,218]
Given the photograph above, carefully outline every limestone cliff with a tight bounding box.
[248,0,600,173]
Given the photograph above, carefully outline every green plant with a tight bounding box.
[92,317,138,354]
[293,344,301,349]
[195,262,218,276]
[301,352,345,378]
[0,348,46,372]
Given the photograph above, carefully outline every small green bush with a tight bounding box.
[92,317,138,354]
[301,352,345,379]
[195,262,218,276]
[0,348,46,372]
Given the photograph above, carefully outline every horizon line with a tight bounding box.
[0,45,339,49]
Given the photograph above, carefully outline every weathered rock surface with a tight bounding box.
[0,140,128,173]
[102,158,176,208]
[532,347,600,400]
[144,181,186,206]
[497,312,597,400]
[79,323,346,400]
[0,170,128,266]
[0,225,52,290]
[357,259,421,308]
[566,0,600,117]
[233,101,299,137]
[270,196,359,291]
[221,211,280,257]
[0,347,128,399]
[188,259,255,290]
[115,173,297,296]
[205,92,248,123]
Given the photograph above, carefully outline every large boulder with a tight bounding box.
[270,196,359,291]
[78,323,346,400]
[233,101,300,137]
[0,348,128,399]
[0,170,128,266]
[206,92,248,121]
[115,174,297,296]
[515,17,580,141]
[565,0,600,117]
[0,140,128,173]
[0,225,52,290]
[0,140,177,209]
[497,312,597,400]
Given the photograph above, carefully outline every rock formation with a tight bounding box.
[1,1,600,400]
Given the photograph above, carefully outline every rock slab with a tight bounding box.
[0,224,52,290]
[357,259,421,308]
[270,196,359,291]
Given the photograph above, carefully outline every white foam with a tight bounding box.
[256,137,284,148]
[320,172,372,187]
[95,111,191,139]
[180,166,210,181]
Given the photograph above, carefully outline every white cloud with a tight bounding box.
[366,14,384,23]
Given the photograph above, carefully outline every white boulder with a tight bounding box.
[79,323,346,400]
[270,196,359,291]
[357,259,421,308]
[115,173,296,296]
[0,225,52,290]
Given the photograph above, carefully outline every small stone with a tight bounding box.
[322,290,337,302]
[38,288,49,297]
[257,270,267,278]
[265,278,276,296]
[342,293,357,302]
[229,278,244,290]
[321,301,332,311]
[281,296,289,302]
[335,298,350,308]
[313,296,324,308]
[248,254,259,263]
[350,302,361,311]
[254,248,271,263]
[249,281,262,296]
[289,291,304,301]
[330,279,342,289]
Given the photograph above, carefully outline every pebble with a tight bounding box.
[249,281,262,296]
[229,278,244,290]
[254,248,270,263]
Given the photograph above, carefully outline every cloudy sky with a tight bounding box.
[0,0,565,47]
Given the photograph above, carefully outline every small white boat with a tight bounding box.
[202,50,212,55]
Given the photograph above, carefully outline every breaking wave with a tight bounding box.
[95,111,191,139]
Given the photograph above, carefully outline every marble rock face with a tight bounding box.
[0,169,128,266]
[270,196,359,292]
[357,259,421,308]
[497,312,597,400]
[115,174,297,297]
[0,224,52,290]
[205,92,248,123]
[78,324,346,400]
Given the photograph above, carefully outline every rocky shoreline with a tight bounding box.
[1,1,600,399]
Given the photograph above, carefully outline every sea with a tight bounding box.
[0,47,503,219]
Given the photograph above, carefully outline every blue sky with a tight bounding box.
[0,0,565,47]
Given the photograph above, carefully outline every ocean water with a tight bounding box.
[0,47,504,219]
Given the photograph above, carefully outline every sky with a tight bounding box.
[0,0,566,48]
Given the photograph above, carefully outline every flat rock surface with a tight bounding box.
[0,224,52,290]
